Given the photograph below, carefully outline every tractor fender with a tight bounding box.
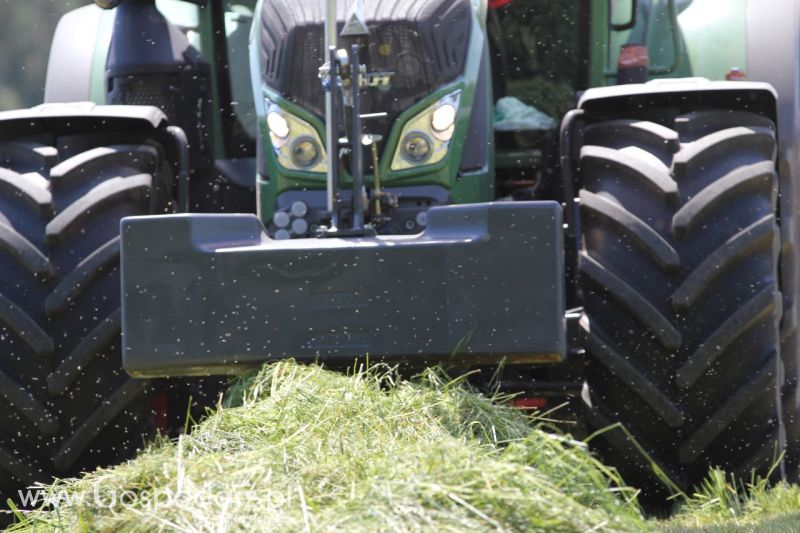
[0,102,168,142]
[44,5,115,104]
[577,78,778,121]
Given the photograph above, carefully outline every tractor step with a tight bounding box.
[121,201,565,377]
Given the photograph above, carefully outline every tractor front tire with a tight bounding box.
[578,111,788,500]
[0,131,172,505]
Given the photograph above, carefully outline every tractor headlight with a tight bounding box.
[431,103,457,141]
[290,137,322,169]
[265,100,327,173]
[267,111,290,147]
[391,90,461,171]
[400,132,433,164]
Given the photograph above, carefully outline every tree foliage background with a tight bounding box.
[0,1,89,110]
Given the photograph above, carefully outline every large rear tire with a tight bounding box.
[0,131,172,505]
[578,111,788,499]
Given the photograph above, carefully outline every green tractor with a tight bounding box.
[0,0,798,507]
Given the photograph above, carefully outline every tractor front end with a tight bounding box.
[120,0,566,377]
[254,0,494,236]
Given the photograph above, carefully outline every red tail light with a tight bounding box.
[150,392,169,434]
[489,0,513,9]
[511,397,547,409]
[617,44,649,84]
[618,44,649,69]
[726,67,747,81]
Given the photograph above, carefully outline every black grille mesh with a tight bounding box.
[259,0,471,141]
[108,72,212,168]
[109,75,181,119]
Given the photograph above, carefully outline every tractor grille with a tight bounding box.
[108,75,181,119]
[108,72,212,168]
[259,0,471,143]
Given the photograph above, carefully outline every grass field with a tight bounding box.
[5,361,800,532]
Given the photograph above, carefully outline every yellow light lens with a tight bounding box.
[390,90,461,171]
[290,137,321,168]
[401,132,432,164]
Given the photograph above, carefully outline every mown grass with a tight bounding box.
[5,361,800,532]
[6,361,644,532]
[662,471,800,531]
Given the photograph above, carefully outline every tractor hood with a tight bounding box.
[258,0,472,137]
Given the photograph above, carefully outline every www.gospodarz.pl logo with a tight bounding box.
[16,486,182,511]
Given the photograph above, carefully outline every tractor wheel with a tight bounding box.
[0,132,173,506]
[578,111,788,500]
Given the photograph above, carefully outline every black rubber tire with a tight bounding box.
[578,111,788,499]
[0,132,172,506]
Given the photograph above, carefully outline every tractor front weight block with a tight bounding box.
[121,202,565,377]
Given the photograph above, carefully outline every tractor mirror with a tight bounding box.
[610,0,638,31]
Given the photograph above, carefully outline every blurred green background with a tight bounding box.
[0,1,89,110]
